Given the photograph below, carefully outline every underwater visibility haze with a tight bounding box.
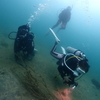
[0,0,100,100]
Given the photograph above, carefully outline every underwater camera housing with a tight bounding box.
[66,46,86,59]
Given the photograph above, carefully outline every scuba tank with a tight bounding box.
[66,46,86,59]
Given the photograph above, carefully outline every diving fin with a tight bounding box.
[49,28,60,43]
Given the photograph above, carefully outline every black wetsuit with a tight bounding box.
[52,7,71,30]
[50,42,79,86]
[14,25,34,60]
[59,8,71,24]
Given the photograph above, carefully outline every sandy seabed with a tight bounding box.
[0,33,100,100]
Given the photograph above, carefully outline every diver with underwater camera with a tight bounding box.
[49,28,90,89]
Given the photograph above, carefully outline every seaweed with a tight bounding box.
[11,61,58,100]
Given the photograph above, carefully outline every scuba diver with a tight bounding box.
[14,24,35,62]
[52,6,72,33]
[49,28,90,89]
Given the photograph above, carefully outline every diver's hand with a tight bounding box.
[64,76,71,82]
[55,37,60,43]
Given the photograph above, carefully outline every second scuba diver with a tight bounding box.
[14,24,35,62]
[52,6,72,33]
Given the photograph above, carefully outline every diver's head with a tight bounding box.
[66,6,72,11]
[24,23,30,32]
[18,31,27,39]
